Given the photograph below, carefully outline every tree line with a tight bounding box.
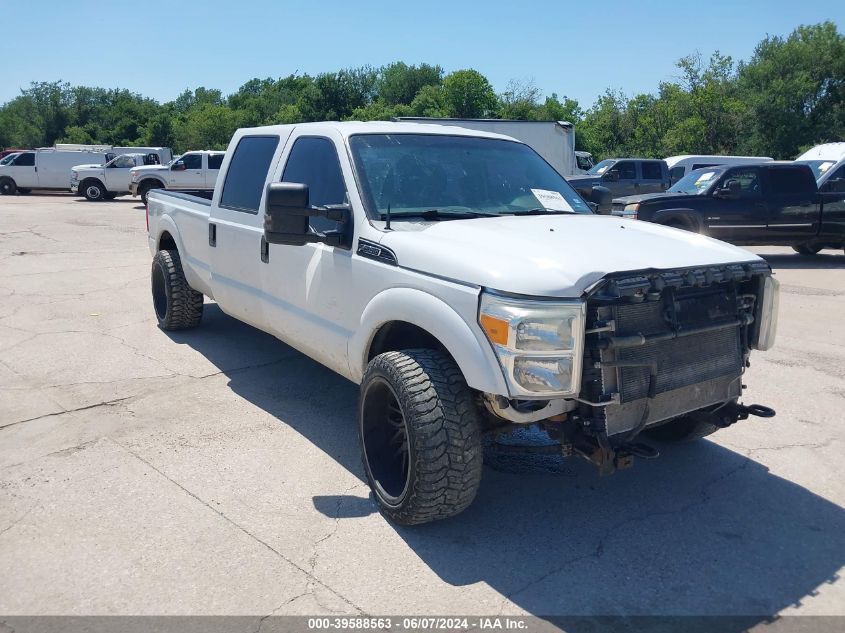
[0,22,841,161]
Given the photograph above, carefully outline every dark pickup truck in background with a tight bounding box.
[567,158,670,198]
[612,162,845,255]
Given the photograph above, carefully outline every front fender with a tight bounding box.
[350,287,509,395]
[652,208,703,231]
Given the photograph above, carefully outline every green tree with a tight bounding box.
[442,70,497,118]
[378,62,443,106]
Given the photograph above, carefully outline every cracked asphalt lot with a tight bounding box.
[1,195,844,619]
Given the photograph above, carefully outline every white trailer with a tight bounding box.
[395,117,579,176]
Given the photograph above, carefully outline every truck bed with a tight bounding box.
[147,189,215,298]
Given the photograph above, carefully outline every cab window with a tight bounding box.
[721,167,762,198]
[641,162,663,180]
[281,137,347,233]
[208,154,224,170]
[220,136,280,213]
[14,152,35,167]
[614,161,636,180]
[181,154,202,170]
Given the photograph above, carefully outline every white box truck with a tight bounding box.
[395,117,582,176]
[0,148,113,194]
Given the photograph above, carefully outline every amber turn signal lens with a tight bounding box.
[480,314,509,346]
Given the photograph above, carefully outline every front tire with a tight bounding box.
[151,250,203,330]
[82,180,106,201]
[140,181,163,204]
[793,244,822,255]
[0,178,16,195]
[359,350,483,525]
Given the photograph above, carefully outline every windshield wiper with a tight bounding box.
[379,208,498,221]
[508,208,579,216]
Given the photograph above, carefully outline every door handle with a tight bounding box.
[208,223,217,247]
[260,236,269,263]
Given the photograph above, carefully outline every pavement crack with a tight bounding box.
[0,396,134,430]
[109,438,367,616]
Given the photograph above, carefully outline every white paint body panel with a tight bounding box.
[147,121,765,398]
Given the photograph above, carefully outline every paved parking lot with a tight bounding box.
[1,194,844,619]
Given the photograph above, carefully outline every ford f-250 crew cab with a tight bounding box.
[612,162,845,255]
[130,150,224,203]
[147,121,778,525]
[71,152,163,200]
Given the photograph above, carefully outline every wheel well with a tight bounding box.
[657,212,699,231]
[81,177,104,189]
[367,321,448,362]
[158,230,177,252]
[140,178,164,189]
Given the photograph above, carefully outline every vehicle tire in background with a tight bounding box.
[151,249,204,330]
[0,178,16,195]
[358,349,483,525]
[642,414,718,443]
[82,180,106,201]
[792,244,822,255]
[140,181,163,205]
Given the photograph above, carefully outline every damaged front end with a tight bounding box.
[484,260,779,475]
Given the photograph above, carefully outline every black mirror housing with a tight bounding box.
[589,185,613,214]
[172,162,186,171]
[263,182,351,248]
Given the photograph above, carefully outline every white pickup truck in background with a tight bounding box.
[130,150,224,203]
[146,121,778,525]
[71,152,164,200]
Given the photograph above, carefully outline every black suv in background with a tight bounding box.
[567,158,670,198]
[612,162,845,254]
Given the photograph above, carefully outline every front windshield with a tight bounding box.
[0,153,19,166]
[667,168,724,194]
[349,134,592,218]
[795,160,836,181]
[587,159,616,175]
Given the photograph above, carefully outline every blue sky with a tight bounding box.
[2,0,842,108]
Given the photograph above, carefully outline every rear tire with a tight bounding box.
[151,250,203,330]
[793,244,822,255]
[82,180,106,201]
[140,181,163,205]
[643,415,718,443]
[358,349,483,525]
[0,178,16,195]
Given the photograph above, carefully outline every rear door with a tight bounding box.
[206,153,224,189]
[209,135,286,327]
[704,166,768,243]
[818,164,845,240]
[639,161,667,193]
[763,166,819,242]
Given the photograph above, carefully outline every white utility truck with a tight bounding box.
[71,152,166,200]
[130,150,224,203]
[795,143,845,193]
[147,121,779,525]
[396,117,582,176]
[0,148,113,194]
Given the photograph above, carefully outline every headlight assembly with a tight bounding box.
[479,293,585,397]
[751,275,779,351]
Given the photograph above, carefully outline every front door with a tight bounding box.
[260,132,355,376]
[606,160,638,196]
[10,152,38,187]
[704,166,768,243]
[170,153,205,189]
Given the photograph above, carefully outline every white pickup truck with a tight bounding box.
[71,152,164,200]
[130,150,224,203]
[147,121,778,525]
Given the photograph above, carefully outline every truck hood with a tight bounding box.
[378,214,761,298]
[613,192,698,205]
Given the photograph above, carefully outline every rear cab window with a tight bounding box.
[220,136,280,213]
[208,153,224,170]
[766,167,817,195]
[641,162,663,180]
